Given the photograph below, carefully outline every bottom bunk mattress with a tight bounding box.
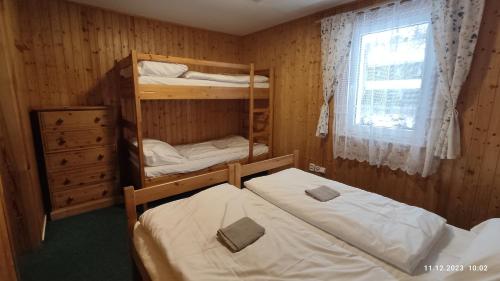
[131,136,268,178]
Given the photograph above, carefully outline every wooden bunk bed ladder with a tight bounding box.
[248,66,274,163]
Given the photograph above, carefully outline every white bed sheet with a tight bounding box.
[135,184,397,281]
[245,168,446,273]
[138,143,268,178]
[182,71,269,83]
[133,186,475,281]
[139,76,269,88]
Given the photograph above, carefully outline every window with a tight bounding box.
[344,10,436,146]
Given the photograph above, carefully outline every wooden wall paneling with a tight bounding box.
[241,15,322,170]
[59,1,77,104]
[66,1,84,104]
[0,0,45,253]
[13,0,244,109]
[48,0,69,105]
[468,7,500,226]
[16,0,39,109]
[441,3,500,228]
[78,5,95,103]
[25,0,49,108]
[1,0,246,252]
[0,175,18,281]
[242,0,500,228]
[0,111,27,256]
[140,100,245,145]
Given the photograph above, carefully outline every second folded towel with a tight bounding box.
[305,186,340,202]
[217,217,265,252]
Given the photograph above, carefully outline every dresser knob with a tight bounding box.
[66,197,74,204]
[57,137,66,146]
[60,158,68,165]
[94,117,101,123]
[55,118,64,125]
[102,190,108,196]
[63,178,71,185]
[100,173,106,179]
[97,154,104,160]
[96,136,103,142]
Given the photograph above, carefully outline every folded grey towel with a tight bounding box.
[305,186,340,202]
[217,217,265,252]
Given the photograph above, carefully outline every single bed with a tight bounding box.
[121,61,270,88]
[131,136,269,178]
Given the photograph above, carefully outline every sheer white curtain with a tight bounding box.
[333,0,442,176]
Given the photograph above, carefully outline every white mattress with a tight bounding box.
[135,184,398,281]
[133,185,475,281]
[183,71,269,83]
[135,139,268,178]
[139,76,269,88]
[245,168,447,274]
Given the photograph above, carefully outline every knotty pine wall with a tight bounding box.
[241,0,500,229]
[2,0,499,258]
[3,0,245,254]
[14,0,245,144]
[0,0,45,255]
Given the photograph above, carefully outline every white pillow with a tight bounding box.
[133,139,186,166]
[183,71,269,83]
[444,219,500,281]
[138,61,188,77]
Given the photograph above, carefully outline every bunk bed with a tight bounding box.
[117,51,274,188]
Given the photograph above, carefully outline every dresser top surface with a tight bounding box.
[32,106,111,112]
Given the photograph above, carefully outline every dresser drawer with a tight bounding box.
[40,109,113,130]
[48,165,116,191]
[43,128,114,152]
[52,181,117,209]
[45,146,116,171]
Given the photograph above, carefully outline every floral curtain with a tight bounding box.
[316,13,355,137]
[431,0,485,159]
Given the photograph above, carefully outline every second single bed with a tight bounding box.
[131,135,268,178]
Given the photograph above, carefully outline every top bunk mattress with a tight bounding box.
[138,76,269,88]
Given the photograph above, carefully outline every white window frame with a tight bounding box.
[344,11,436,147]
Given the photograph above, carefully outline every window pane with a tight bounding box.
[354,23,429,130]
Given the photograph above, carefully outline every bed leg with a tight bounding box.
[234,163,241,188]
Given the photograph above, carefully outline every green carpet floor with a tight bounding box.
[19,206,133,281]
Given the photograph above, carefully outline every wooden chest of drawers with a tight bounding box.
[33,106,120,220]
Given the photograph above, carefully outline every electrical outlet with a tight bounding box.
[308,163,315,172]
[313,165,326,174]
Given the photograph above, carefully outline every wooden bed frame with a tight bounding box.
[116,51,275,189]
[123,150,298,281]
